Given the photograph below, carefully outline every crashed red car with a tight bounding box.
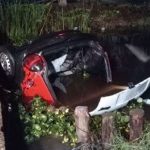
[0,30,112,106]
[0,30,150,115]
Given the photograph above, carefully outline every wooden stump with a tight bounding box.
[129,108,144,141]
[101,113,114,150]
[74,106,90,145]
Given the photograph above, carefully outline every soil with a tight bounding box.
[90,4,150,33]
[55,2,150,33]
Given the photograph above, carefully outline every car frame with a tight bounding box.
[0,30,112,105]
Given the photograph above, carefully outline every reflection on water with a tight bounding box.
[54,74,123,111]
[100,31,150,85]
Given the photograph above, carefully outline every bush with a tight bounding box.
[19,96,146,148]
[19,97,77,147]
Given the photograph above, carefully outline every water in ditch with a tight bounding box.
[55,30,150,110]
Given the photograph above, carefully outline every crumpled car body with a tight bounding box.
[1,30,150,115]
[0,30,112,105]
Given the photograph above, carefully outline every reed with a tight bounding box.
[39,3,92,34]
[0,2,46,45]
[0,1,91,45]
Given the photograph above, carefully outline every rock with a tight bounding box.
[28,136,71,150]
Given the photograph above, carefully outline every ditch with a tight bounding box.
[0,29,150,150]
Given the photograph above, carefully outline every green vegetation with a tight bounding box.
[0,2,91,45]
[19,97,77,147]
[1,2,150,45]
[115,99,143,137]
[19,96,149,149]
[112,125,150,150]
[0,3,46,45]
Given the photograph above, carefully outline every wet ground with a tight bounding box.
[1,29,150,150]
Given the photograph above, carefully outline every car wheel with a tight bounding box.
[0,46,15,78]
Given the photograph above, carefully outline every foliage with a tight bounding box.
[19,96,146,148]
[0,3,46,45]
[115,98,143,137]
[40,7,91,34]
[0,2,91,45]
[90,115,102,136]
[19,97,77,147]
[112,124,150,150]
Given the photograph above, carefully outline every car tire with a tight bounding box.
[0,46,15,79]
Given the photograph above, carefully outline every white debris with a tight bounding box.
[51,54,67,72]
[90,77,150,116]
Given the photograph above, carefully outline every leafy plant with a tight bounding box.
[19,96,145,147]
[19,97,77,147]
[115,98,143,137]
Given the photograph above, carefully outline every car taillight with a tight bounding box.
[23,54,45,72]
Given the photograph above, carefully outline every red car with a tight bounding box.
[1,30,150,111]
[0,30,112,107]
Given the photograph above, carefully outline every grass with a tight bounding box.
[112,124,150,150]
[0,2,91,45]
[1,2,150,45]
[0,3,46,45]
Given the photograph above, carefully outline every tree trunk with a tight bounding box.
[74,106,90,145]
[101,112,115,150]
[129,108,144,141]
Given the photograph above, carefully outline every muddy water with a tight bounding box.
[54,74,124,111]
[55,31,150,112]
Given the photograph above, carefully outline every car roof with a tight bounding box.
[27,30,98,55]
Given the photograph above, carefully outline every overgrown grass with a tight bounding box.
[40,7,91,33]
[0,3,46,45]
[0,2,91,45]
[112,124,150,150]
